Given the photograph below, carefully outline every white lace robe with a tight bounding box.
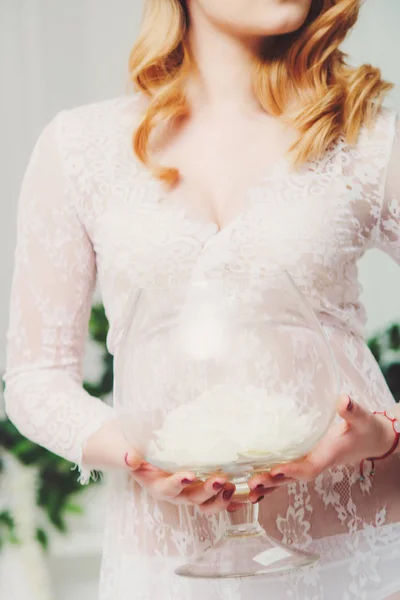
[3,95,400,600]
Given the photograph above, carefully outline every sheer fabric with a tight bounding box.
[3,95,400,599]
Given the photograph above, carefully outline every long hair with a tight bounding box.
[129,0,393,184]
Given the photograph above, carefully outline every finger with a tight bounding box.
[267,396,361,482]
[198,483,236,514]
[248,485,281,503]
[271,459,319,481]
[249,470,296,492]
[132,462,175,489]
[248,471,279,491]
[183,475,229,505]
[269,440,344,481]
[153,471,197,498]
[272,418,365,481]
[124,450,145,471]
[337,394,371,430]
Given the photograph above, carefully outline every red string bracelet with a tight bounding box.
[359,411,400,482]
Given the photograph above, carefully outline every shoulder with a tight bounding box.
[47,94,147,225]
[51,92,147,180]
[342,104,398,178]
[53,93,147,153]
[57,93,146,127]
[56,92,146,131]
[357,104,397,151]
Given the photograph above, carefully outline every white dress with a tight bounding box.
[3,95,400,600]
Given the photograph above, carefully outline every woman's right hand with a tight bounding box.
[82,419,275,512]
[125,450,242,515]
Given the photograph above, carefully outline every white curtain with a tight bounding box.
[0,2,399,599]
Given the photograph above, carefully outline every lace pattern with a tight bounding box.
[3,95,400,598]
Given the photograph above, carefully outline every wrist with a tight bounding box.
[370,410,400,458]
[359,409,400,481]
[82,417,131,471]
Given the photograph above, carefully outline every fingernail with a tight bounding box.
[223,489,234,501]
[213,482,224,491]
[347,397,353,412]
[124,452,130,467]
[181,478,194,485]
[253,495,265,504]
[255,486,269,493]
[272,473,285,480]
[256,483,265,489]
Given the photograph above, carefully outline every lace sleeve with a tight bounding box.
[2,114,115,483]
[374,111,400,263]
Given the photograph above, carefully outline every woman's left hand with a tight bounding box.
[248,395,396,497]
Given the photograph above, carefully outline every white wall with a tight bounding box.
[342,0,400,334]
[0,1,400,599]
[0,0,145,372]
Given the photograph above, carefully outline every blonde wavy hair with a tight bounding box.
[129,0,393,184]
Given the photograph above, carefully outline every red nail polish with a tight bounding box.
[272,473,285,480]
[347,397,353,412]
[223,489,234,501]
[254,495,265,504]
[256,483,265,489]
[181,478,193,485]
[213,482,224,491]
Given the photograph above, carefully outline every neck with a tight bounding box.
[185,5,269,116]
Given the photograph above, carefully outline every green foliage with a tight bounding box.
[0,511,19,549]
[367,323,400,402]
[35,527,49,551]
[83,304,113,397]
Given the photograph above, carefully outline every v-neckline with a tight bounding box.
[142,154,296,238]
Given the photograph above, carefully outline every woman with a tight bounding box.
[3,0,400,598]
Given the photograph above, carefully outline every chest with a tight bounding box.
[85,141,377,354]
[150,112,299,231]
[92,160,367,292]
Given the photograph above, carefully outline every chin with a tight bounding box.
[190,0,313,39]
[246,3,312,37]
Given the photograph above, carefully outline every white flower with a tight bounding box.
[150,384,321,468]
